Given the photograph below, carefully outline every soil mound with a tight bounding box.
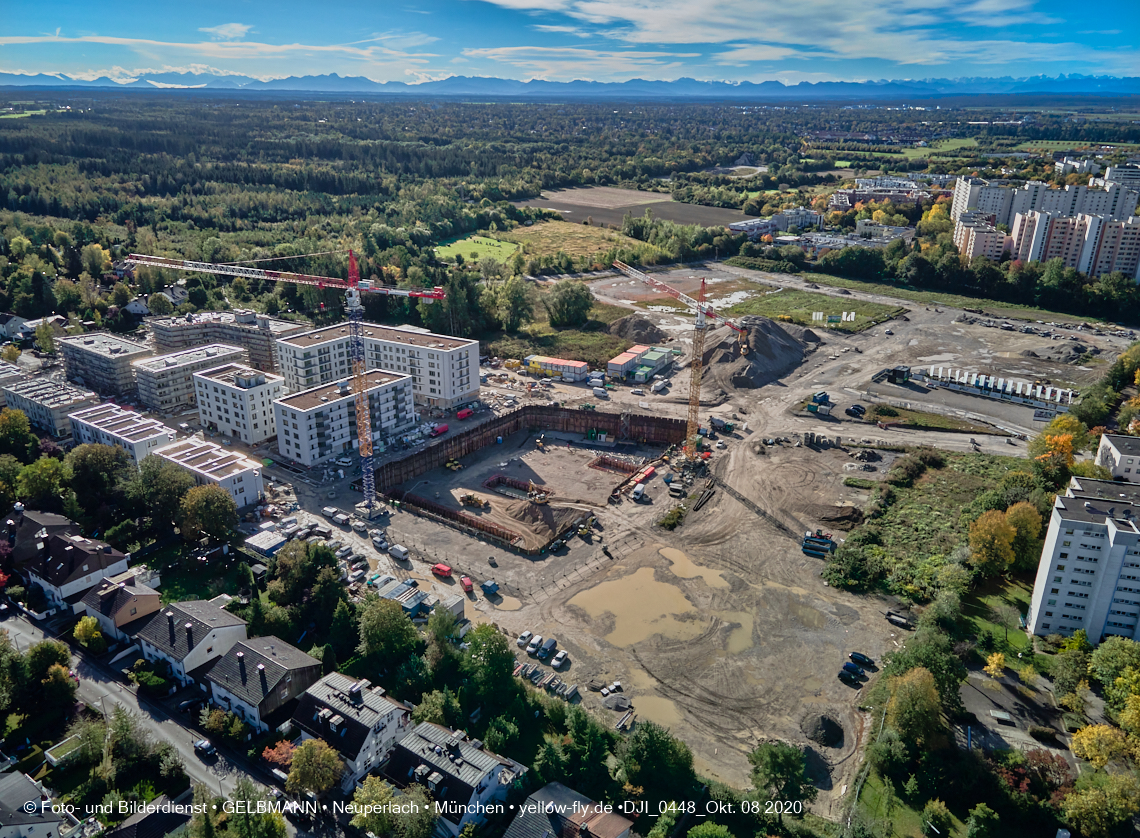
[702,315,818,390]
[800,711,844,748]
[1020,343,1099,364]
[503,499,582,540]
[608,314,668,345]
[805,504,863,530]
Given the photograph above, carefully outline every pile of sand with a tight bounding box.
[800,712,844,748]
[1020,343,1100,364]
[503,499,582,540]
[608,314,668,345]
[702,315,819,391]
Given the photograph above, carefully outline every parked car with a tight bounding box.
[460,576,473,593]
[389,544,409,561]
[332,513,351,526]
[537,637,557,660]
[431,563,453,578]
[193,739,217,758]
[517,630,533,648]
[178,698,202,714]
[551,650,568,668]
[850,404,867,415]
[526,635,543,655]
[348,569,366,583]
[850,652,875,667]
[321,506,339,518]
[838,670,861,688]
[351,519,367,533]
[842,662,865,677]
[373,538,389,552]
[335,546,353,559]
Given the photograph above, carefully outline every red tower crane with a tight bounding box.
[127,251,446,511]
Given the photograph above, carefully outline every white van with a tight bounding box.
[631,483,645,501]
[630,388,645,396]
[389,544,410,561]
[593,387,608,399]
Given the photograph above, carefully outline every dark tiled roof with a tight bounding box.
[203,637,319,711]
[385,723,524,825]
[102,795,190,838]
[81,574,159,619]
[292,673,407,762]
[3,507,78,572]
[0,772,60,827]
[29,533,126,587]
[504,783,633,838]
[130,600,247,662]
[1104,433,1140,457]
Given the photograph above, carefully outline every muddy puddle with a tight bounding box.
[717,611,754,653]
[634,695,683,728]
[570,567,705,646]
[494,595,522,611]
[788,600,827,628]
[659,547,728,588]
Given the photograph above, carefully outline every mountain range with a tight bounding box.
[2,72,1140,99]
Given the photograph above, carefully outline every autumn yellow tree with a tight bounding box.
[886,667,943,745]
[1006,501,1044,568]
[968,510,1016,575]
[984,652,1006,679]
[1071,724,1128,769]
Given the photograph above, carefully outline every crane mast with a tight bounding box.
[125,250,446,512]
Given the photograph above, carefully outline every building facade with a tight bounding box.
[1,378,99,438]
[131,600,248,687]
[149,309,310,373]
[193,364,284,446]
[68,403,177,465]
[0,361,25,410]
[1095,434,1140,483]
[58,333,152,396]
[273,371,416,467]
[1027,478,1140,641]
[26,533,129,614]
[275,322,478,408]
[154,439,264,507]
[953,213,1011,260]
[1010,212,1140,279]
[134,344,248,412]
[203,638,322,732]
[80,571,162,643]
[952,177,1139,226]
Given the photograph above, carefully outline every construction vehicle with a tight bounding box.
[535,434,546,450]
[445,459,464,471]
[127,250,444,514]
[527,481,550,504]
[460,493,488,508]
[709,417,736,434]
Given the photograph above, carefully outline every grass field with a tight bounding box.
[963,574,1035,653]
[496,220,656,259]
[435,235,520,263]
[866,404,1003,435]
[859,771,968,837]
[0,110,47,119]
[808,138,979,161]
[482,296,631,368]
[1014,139,1140,153]
[725,287,904,332]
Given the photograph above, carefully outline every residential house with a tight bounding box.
[1095,433,1140,483]
[0,314,27,339]
[16,316,67,341]
[503,783,634,838]
[384,722,526,836]
[101,794,190,838]
[2,505,79,575]
[0,772,70,838]
[203,637,322,733]
[130,599,248,686]
[291,673,411,791]
[80,571,162,643]
[25,533,129,614]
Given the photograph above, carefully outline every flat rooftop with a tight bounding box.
[1104,434,1140,458]
[134,344,245,373]
[279,321,474,351]
[3,376,96,408]
[1057,477,1140,528]
[275,370,409,411]
[59,333,151,358]
[155,439,261,480]
[195,363,284,388]
[68,403,175,443]
[150,310,308,335]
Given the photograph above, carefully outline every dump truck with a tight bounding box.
[709,417,736,433]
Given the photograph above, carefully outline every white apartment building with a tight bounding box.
[1055,157,1101,176]
[1027,477,1140,642]
[952,177,1139,226]
[275,322,478,408]
[149,309,310,373]
[68,403,177,465]
[1,377,99,438]
[953,212,1011,260]
[1095,434,1140,483]
[58,333,152,396]
[273,371,416,467]
[154,438,264,507]
[0,361,26,410]
[1010,212,1140,279]
[1094,165,1140,190]
[193,363,284,446]
[133,344,248,412]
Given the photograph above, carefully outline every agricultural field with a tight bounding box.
[495,220,657,259]
[725,287,904,332]
[434,235,519,263]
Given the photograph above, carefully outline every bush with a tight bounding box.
[870,404,899,417]
[657,507,686,530]
[1028,725,1056,741]
[843,477,877,489]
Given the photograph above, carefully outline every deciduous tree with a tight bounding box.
[358,597,419,664]
[286,739,343,796]
[350,776,396,836]
[1071,724,1127,769]
[886,667,942,745]
[747,741,816,822]
[180,484,237,541]
[968,510,1016,575]
[1062,772,1140,838]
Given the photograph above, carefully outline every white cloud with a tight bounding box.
[533,24,590,37]
[198,23,253,41]
[462,45,697,78]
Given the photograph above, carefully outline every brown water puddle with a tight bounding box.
[635,695,683,728]
[716,610,754,653]
[788,600,827,628]
[494,595,522,611]
[658,547,729,588]
[570,566,705,646]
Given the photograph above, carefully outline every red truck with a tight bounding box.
[428,424,449,438]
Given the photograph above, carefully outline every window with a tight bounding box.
[1051,588,1060,594]
[1057,565,1066,571]
[1063,541,1072,547]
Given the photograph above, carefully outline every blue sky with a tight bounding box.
[2,0,1138,84]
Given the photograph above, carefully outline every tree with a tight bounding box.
[748,741,817,822]
[494,277,534,332]
[619,721,695,810]
[149,292,174,315]
[1005,501,1043,568]
[34,322,55,355]
[921,799,952,838]
[350,776,396,836]
[1090,635,1140,687]
[129,455,196,529]
[73,616,105,652]
[81,244,111,277]
[65,444,132,509]
[17,457,69,509]
[358,597,419,664]
[1029,414,1091,455]
[0,409,36,463]
[968,510,1016,575]
[262,740,295,769]
[286,738,343,796]
[413,688,462,727]
[886,667,943,745]
[989,602,1022,645]
[0,346,19,364]
[180,484,237,541]
[984,652,1006,678]
[687,825,733,838]
[1071,724,1128,769]
[329,600,357,659]
[1062,773,1140,838]
[25,639,70,683]
[544,281,594,327]
[42,663,77,713]
[393,784,438,838]
[229,776,287,838]
[462,623,516,704]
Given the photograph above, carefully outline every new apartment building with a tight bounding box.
[1027,477,1140,641]
[275,322,478,408]
[1094,165,1140,190]
[149,309,310,373]
[133,344,247,412]
[273,371,416,467]
[193,364,284,446]
[153,438,264,507]
[2,377,99,437]
[1095,434,1140,483]
[0,361,25,409]
[68,403,177,465]
[953,212,1011,260]
[58,333,152,396]
[1010,212,1140,279]
[951,177,1139,226]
